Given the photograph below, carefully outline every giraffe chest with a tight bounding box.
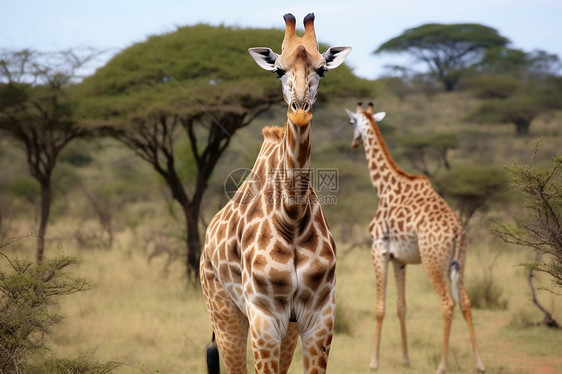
[370,205,421,264]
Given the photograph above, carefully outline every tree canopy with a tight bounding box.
[375,23,509,90]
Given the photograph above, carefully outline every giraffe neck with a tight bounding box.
[273,120,312,220]
[362,120,407,195]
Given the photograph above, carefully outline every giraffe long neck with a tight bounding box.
[362,119,405,195]
[275,121,311,220]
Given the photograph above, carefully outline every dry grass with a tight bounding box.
[1,225,554,374]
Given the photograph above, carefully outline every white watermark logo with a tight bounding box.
[223,168,339,205]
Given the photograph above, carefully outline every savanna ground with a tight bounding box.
[1,92,561,373]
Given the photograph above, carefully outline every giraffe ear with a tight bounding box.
[248,48,279,71]
[373,112,386,122]
[323,46,351,69]
[345,109,355,120]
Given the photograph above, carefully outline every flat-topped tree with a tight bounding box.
[375,23,509,91]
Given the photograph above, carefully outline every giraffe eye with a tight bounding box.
[274,68,285,79]
[316,66,327,77]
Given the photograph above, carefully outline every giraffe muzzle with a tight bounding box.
[287,100,313,126]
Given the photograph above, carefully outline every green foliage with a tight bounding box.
[6,177,40,205]
[436,164,510,226]
[462,75,521,99]
[536,76,562,110]
[24,353,121,374]
[478,47,561,78]
[467,253,509,310]
[59,148,93,167]
[0,252,90,372]
[467,95,544,135]
[375,23,509,91]
[77,24,370,123]
[476,47,530,75]
[400,132,457,178]
[491,148,562,290]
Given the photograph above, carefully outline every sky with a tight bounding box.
[2,0,562,79]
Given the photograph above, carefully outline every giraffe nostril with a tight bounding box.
[291,101,298,112]
[303,102,310,112]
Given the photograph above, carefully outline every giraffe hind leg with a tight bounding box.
[201,265,249,374]
[460,283,486,373]
[392,260,409,367]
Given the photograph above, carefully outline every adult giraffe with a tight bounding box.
[346,102,485,374]
[200,13,351,374]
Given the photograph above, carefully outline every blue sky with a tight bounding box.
[2,0,561,79]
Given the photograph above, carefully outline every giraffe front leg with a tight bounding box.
[248,313,282,374]
[279,322,299,374]
[370,244,390,371]
[299,290,336,374]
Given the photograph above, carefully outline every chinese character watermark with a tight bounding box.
[224,168,339,205]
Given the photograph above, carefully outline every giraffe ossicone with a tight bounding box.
[201,13,350,374]
[347,102,485,374]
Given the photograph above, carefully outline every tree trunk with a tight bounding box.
[528,253,560,328]
[36,181,51,263]
[515,121,530,136]
[185,204,202,280]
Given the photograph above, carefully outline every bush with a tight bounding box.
[463,75,521,99]
[436,164,510,226]
[467,274,508,310]
[24,353,121,374]
[0,251,90,372]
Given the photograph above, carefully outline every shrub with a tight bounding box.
[467,274,508,310]
[463,75,521,99]
[24,353,121,374]
[0,251,89,372]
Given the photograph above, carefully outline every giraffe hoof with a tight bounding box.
[369,359,379,371]
[402,357,410,367]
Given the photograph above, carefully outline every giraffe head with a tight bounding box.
[249,13,351,126]
[347,102,386,148]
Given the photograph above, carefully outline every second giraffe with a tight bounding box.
[346,102,485,374]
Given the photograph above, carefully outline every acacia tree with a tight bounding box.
[476,47,562,78]
[492,146,561,328]
[400,132,457,179]
[78,24,370,278]
[375,23,509,90]
[467,95,544,136]
[436,165,510,227]
[0,49,95,263]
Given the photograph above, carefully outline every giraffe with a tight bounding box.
[346,102,485,374]
[200,13,351,374]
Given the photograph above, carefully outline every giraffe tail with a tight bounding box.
[206,332,220,374]
[449,232,461,307]
[449,260,460,307]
